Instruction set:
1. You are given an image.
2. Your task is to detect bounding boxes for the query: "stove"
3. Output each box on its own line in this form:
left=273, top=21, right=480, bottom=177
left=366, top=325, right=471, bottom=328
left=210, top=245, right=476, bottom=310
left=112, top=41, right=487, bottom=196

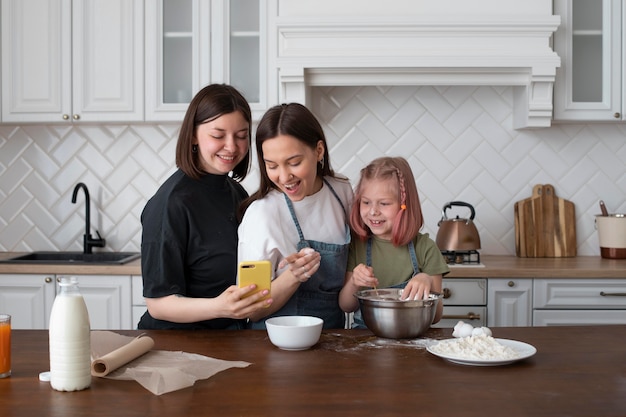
left=441, top=250, right=481, bottom=266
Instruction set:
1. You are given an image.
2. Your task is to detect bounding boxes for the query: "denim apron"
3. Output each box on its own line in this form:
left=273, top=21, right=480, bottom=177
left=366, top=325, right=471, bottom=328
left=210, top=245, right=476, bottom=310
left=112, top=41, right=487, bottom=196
left=251, top=179, right=350, bottom=329
left=352, top=237, right=420, bottom=329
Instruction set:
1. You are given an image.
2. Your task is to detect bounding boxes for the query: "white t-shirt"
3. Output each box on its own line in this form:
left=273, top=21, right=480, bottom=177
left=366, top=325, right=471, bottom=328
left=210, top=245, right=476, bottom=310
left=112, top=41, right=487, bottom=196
left=238, top=176, right=353, bottom=279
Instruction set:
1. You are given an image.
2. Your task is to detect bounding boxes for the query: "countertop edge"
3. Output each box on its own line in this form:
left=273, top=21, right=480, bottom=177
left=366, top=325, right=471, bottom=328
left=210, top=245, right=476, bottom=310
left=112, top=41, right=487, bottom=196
left=0, top=253, right=624, bottom=278
left=444, top=255, right=626, bottom=278
left=0, top=252, right=142, bottom=275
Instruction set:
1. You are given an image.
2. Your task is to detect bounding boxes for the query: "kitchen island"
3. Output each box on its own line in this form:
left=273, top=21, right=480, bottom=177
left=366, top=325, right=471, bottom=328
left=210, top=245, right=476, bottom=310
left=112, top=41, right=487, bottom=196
left=3, top=326, right=625, bottom=416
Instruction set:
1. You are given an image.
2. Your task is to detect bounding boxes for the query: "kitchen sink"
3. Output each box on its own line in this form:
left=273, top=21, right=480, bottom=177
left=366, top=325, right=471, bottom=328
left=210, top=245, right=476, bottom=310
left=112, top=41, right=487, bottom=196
left=0, top=251, right=140, bottom=265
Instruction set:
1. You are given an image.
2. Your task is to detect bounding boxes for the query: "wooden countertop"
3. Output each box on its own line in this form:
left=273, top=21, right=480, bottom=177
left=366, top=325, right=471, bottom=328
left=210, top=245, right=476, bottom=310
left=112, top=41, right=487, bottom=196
left=0, top=252, right=142, bottom=275
left=4, top=326, right=626, bottom=417
left=446, top=255, right=626, bottom=278
left=0, top=252, right=624, bottom=278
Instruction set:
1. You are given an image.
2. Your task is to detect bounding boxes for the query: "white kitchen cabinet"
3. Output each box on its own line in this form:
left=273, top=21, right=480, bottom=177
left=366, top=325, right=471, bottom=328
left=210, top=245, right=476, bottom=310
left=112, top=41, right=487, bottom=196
left=131, top=275, right=146, bottom=329
left=145, top=0, right=267, bottom=121
left=0, top=274, right=56, bottom=329
left=533, top=310, right=626, bottom=325
left=0, top=274, right=133, bottom=330
left=487, top=279, right=533, bottom=327
left=1, top=0, right=144, bottom=123
left=72, top=275, right=133, bottom=330
left=553, top=0, right=624, bottom=121
left=432, top=278, right=487, bottom=328
left=533, top=278, right=626, bottom=326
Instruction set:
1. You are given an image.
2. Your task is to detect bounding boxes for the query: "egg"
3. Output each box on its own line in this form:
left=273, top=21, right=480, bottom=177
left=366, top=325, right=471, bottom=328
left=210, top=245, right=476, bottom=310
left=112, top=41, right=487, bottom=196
left=453, top=321, right=492, bottom=338
left=458, top=323, right=474, bottom=338
left=471, top=327, right=485, bottom=336
left=452, top=321, right=474, bottom=338
left=472, top=327, right=487, bottom=336
left=470, top=326, right=493, bottom=337
left=452, top=320, right=465, bottom=338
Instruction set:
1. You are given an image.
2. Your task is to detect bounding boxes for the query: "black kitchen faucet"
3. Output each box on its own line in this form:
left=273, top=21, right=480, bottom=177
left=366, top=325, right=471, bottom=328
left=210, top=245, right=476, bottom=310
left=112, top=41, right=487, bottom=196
left=71, top=182, right=106, bottom=254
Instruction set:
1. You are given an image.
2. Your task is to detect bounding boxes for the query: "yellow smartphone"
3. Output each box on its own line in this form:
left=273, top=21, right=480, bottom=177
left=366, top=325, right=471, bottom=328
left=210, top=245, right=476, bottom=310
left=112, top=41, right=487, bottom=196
left=238, top=260, right=271, bottom=301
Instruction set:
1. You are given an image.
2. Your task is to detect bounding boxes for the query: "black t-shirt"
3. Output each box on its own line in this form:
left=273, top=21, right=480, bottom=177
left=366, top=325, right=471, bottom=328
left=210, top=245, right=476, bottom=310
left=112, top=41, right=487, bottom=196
left=138, top=169, right=248, bottom=329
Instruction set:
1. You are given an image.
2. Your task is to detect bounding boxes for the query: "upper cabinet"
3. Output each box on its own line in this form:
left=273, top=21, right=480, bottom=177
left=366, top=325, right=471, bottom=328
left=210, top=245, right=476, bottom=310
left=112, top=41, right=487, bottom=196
left=145, top=0, right=267, bottom=122
left=1, top=0, right=144, bottom=123
left=553, top=0, right=624, bottom=121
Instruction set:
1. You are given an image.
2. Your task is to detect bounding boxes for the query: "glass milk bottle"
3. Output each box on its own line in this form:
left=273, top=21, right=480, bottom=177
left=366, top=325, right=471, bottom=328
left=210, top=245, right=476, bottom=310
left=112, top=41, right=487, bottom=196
left=49, top=276, right=91, bottom=391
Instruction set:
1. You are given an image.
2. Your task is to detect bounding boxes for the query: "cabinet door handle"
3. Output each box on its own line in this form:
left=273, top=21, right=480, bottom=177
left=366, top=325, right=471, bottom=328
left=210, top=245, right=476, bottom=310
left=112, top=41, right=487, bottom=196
left=442, top=313, right=481, bottom=320
left=600, top=291, right=626, bottom=297
left=45, top=276, right=53, bottom=283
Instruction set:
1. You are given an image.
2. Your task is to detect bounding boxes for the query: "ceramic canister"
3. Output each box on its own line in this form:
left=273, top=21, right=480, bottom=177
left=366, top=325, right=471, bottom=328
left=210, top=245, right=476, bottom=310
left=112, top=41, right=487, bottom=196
left=595, top=214, right=626, bottom=259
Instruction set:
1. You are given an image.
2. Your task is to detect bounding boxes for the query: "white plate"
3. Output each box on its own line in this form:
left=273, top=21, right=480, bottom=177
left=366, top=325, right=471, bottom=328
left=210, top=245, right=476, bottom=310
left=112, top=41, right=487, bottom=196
left=427, top=338, right=537, bottom=366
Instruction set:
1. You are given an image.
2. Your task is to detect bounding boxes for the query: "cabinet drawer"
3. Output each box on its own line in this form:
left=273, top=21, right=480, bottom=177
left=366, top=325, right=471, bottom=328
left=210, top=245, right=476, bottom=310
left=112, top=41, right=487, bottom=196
left=533, top=279, right=626, bottom=309
left=534, top=309, right=626, bottom=326
left=442, top=278, right=486, bottom=305
left=433, top=306, right=486, bottom=328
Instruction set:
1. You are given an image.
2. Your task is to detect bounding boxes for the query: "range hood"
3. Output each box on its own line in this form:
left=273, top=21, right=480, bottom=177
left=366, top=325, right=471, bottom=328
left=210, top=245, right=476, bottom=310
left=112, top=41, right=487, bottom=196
left=273, top=2, right=561, bottom=129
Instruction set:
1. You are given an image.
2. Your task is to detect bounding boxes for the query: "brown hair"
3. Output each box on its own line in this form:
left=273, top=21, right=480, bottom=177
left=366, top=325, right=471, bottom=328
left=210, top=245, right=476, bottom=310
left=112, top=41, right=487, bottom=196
left=350, top=156, right=424, bottom=246
left=240, top=103, right=338, bottom=215
left=175, top=84, right=252, bottom=181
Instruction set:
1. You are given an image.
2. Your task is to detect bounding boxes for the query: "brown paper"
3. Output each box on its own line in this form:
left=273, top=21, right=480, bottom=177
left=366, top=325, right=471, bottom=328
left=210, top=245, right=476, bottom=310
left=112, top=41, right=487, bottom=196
left=90, top=331, right=251, bottom=395
left=91, top=334, right=154, bottom=377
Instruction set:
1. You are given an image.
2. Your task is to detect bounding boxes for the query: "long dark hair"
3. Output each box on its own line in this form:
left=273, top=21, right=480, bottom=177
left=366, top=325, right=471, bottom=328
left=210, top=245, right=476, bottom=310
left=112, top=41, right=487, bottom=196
left=176, top=84, right=252, bottom=181
left=239, top=103, right=336, bottom=216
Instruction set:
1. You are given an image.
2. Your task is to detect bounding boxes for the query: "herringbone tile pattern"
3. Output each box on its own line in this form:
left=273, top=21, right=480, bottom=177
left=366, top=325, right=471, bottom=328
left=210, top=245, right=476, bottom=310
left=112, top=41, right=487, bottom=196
left=1, top=86, right=625, bottom=256
left=313, top=86, right=626, bottom=257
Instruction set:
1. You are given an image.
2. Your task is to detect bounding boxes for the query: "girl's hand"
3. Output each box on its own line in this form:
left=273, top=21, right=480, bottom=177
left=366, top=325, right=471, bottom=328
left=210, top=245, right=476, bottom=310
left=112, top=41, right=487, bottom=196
left=278, top=247, right=321, bottom=283
left=401, top=273, right=434, bottom=301
left=351, top=264, right=378, bottom=288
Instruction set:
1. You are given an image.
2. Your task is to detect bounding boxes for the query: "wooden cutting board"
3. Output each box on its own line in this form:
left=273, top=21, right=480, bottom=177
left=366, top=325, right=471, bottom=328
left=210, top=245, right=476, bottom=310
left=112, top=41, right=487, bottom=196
left=514, top=184, right=577, bottom=257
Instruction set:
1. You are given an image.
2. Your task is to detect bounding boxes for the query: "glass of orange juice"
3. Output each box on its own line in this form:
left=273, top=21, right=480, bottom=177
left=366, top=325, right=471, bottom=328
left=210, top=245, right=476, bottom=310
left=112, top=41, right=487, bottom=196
left=0, top=314, right=10, bottom=378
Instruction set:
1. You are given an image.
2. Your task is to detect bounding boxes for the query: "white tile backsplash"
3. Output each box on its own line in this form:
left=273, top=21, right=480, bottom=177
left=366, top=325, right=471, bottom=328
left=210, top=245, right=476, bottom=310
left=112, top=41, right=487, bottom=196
left=1, top=85, right=625, bottom=256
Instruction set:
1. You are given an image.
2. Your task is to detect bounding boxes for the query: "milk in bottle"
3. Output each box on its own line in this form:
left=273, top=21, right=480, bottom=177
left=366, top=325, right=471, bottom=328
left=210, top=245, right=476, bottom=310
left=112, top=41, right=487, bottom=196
left=48, top=276, right=91, bottom=391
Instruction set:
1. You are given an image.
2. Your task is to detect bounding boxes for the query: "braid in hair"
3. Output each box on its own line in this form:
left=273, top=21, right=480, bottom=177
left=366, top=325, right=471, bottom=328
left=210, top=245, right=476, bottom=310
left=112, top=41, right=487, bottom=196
left=396, top=168, right=407, bottom=210
left=390, top=166, right=407, bottom=245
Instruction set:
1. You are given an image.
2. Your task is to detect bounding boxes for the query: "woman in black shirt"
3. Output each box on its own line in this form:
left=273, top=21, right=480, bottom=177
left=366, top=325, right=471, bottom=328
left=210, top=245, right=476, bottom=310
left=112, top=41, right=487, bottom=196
left=138, top=84, right=273, bottom=329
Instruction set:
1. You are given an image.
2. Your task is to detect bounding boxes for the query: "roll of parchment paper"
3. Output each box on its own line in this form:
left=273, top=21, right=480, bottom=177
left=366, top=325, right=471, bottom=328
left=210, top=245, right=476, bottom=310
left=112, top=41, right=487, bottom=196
left=91, top=335, right=154, bottom=377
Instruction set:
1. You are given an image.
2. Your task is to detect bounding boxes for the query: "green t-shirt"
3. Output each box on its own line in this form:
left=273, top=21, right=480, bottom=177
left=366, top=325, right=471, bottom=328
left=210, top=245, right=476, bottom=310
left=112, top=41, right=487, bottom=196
left=347, top=233, right=450, bottom=288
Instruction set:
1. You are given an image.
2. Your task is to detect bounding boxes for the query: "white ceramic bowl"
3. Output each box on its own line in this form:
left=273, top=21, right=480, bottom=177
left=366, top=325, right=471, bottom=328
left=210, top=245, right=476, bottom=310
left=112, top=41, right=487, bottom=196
left=265, top=316, right=324, bottom=351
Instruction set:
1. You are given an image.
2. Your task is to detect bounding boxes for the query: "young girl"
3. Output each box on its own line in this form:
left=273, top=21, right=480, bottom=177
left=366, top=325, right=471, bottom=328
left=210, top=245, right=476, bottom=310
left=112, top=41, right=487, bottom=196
left=238, top=103, right=353, bottom=329
left=339, top=156, right=449, bottom=326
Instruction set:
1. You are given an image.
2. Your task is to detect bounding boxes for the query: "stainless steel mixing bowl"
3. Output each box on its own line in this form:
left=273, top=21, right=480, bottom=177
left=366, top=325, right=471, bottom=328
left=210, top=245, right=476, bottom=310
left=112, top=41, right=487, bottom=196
left=355, top=288, right=442, bottom=339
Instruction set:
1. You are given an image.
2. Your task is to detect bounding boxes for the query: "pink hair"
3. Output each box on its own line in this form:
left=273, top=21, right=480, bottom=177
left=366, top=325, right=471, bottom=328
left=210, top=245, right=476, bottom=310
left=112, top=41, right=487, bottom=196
left=350, top=157, right=424, bottom=246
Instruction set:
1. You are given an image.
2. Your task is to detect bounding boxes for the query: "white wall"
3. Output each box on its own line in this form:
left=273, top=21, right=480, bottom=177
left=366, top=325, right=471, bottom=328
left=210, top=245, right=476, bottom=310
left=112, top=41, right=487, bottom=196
left=0, top=85, right=625, bottom=256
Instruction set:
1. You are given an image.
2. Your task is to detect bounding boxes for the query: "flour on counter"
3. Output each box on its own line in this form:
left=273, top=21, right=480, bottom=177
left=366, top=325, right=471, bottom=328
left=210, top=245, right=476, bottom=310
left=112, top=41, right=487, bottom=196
left=430, top=335, right=520, bottom=360
left=320, top=333, right=438, bottom=352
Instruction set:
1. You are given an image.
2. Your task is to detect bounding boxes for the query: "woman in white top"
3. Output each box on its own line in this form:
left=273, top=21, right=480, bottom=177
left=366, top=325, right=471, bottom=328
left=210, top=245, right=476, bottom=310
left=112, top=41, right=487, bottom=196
left=238, top=103, right=353, bottom=329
